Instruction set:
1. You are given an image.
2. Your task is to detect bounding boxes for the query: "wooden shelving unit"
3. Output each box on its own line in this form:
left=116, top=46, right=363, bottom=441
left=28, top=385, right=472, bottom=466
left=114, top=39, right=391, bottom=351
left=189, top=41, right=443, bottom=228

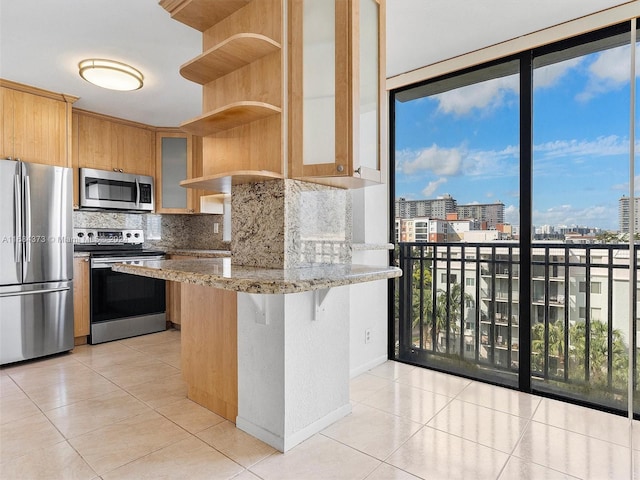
left=159, top=0, right=251, bottom=32
left=180, top=33, right=281, bottom=84
left=180, top=101, right=281, bottom=137
left=180, top=170, right=284, bottom=193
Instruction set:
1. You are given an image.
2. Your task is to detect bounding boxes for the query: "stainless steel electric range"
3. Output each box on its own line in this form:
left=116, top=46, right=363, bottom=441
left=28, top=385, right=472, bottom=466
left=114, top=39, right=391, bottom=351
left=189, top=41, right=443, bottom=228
left=74, top=228, right=166, bottom=344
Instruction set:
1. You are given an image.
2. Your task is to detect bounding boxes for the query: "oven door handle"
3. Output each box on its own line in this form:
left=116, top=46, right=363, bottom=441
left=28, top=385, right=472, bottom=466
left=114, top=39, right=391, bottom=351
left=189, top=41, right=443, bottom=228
left=91, top=256, right=165, bottom=268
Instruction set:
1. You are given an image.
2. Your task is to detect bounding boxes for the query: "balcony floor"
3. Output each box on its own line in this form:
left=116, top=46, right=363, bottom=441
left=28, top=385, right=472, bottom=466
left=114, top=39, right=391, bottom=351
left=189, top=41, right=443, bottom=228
left=1, top=329, right=638, bottom=479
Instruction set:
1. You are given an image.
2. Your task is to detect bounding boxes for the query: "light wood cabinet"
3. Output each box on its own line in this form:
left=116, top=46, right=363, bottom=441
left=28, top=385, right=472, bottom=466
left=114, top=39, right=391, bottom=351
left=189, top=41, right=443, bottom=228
left=161, top=0, right=284, bottom=193
left=289, top=0, right=386, bottom=188
left=156, top=130, right=214, bottom=213
left=0, top=79, right=77, bottom=167
left=73, top=109, right=155, bottom=176
left=73, top=256, right=90, bottom=343
left=165, top=254, right=193, bottom=326
left=161, top=0, right=385, bottom=192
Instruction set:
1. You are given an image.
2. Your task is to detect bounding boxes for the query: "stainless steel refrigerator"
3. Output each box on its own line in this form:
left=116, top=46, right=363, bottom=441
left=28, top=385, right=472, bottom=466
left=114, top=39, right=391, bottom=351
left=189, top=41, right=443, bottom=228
left=0, top=159, right=74, bottom=365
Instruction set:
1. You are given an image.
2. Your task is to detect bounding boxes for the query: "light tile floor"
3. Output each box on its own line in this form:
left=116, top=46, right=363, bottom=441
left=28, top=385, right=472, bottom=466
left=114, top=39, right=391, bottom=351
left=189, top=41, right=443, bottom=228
left=0, top=328, right=638, bottom=480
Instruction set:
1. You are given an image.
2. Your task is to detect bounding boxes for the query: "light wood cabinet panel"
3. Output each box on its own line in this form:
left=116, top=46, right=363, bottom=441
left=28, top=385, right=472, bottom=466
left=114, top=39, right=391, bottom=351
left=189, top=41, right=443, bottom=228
left=289, top=0, right=385, bottom=188
left=181, top=283, right=238, bottom=421
left=156, top=131, right=213, bottom=213
left=165, top=254, right=193, bottom=325
left=163, top=0, right=384, bottom=192
left=73, top=256, right=90, bottom=342
left=74, top=111, right=114, bottom=171
left=115, top=122, right=155, bottom=177
left=0, top=80, right=77, bottom=168
left=164, top=0, right=284, bottom=191
left=74, top=109, right=155, bottom=176
left=159, top=0, right=251, bottom=32
left=0, top=87, right=14, bottom=159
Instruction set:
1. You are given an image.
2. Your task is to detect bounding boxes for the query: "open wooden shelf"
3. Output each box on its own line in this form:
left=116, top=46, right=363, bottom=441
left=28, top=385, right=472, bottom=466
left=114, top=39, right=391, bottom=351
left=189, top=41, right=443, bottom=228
left=180, top=101, right=281, bottom=136
left=180, top=170, right=284, bottom=193
left=181, top=33, right=281, bottom=85
left=159, top=0, right=252, bottom=32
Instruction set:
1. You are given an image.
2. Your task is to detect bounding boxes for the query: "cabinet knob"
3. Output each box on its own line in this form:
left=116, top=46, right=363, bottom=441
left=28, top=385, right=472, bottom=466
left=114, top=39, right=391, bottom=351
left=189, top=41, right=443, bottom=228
left=119, top=169, right=123, bottom=173
left=336, top=165, right=344, bottom=173
left=113, top=168, right=118, bottom=172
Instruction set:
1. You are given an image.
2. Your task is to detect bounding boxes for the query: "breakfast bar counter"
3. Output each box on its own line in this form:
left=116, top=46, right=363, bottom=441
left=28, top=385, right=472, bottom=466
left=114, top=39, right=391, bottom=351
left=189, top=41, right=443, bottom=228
left=112, top=258, right=401, bottom=452
left=112, top=257, right=401, bottom=294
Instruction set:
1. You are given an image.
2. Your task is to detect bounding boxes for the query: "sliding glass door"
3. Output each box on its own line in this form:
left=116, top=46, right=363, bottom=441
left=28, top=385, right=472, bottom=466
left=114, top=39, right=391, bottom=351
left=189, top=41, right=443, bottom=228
left=391, top=19, right=639, bottom=415
left=531, top=26, right=635, bottom=412
left=394, top=59, right=521, bottom=387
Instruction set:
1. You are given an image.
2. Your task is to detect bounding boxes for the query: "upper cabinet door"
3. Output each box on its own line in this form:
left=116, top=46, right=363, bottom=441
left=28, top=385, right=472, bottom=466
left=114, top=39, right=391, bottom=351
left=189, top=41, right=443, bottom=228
left=1, top=83, right=76, bottom=168
left=289, top=0, right=385, bottom=188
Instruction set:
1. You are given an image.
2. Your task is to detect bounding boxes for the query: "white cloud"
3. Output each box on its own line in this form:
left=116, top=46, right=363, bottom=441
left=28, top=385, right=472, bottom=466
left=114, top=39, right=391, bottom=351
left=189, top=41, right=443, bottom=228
left=421, top=178, right=448, bottom=197
left=504, top=204, right=519, bottom=225
left=611, top=175, right=640, bottom=193
left=534, top=135, right=632, bottom=159
left=397, top=144, right=463, bottom=175
left=534, top=57, right=582, bottom=89
left=577, top=45, right=640, bottom=102
left=434, top=75, right=519, bottom=116
left=532, top=203, right=615, bottom=229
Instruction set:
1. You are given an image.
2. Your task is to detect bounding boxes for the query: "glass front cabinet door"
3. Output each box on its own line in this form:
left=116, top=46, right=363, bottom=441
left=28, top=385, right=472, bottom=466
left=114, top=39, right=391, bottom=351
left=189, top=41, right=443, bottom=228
left=289, top=0, right=386, bottom=188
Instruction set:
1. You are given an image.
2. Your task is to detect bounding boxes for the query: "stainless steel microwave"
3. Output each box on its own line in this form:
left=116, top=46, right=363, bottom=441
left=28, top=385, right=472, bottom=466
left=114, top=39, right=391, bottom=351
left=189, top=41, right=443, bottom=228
left=79, top=168, right=154, bottom=212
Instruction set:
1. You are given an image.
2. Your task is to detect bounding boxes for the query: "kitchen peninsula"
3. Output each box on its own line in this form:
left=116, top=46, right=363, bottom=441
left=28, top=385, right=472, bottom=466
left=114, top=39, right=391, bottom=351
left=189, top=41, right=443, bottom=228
left=128, top=0, right=396, bottom=453
left=113, top=253, right=401, bottom=452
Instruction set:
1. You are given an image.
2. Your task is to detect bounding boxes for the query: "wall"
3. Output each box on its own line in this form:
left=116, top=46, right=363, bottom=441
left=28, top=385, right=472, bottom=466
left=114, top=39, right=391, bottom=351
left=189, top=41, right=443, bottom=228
left=349, top=183, right=391, bottom=377
left=72, top=211, right=228, bottom=250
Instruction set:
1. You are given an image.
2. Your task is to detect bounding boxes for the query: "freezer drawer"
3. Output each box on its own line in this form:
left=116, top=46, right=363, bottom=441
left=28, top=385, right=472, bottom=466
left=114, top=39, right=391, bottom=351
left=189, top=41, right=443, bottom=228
left=0, top=281, right=74, bottom=365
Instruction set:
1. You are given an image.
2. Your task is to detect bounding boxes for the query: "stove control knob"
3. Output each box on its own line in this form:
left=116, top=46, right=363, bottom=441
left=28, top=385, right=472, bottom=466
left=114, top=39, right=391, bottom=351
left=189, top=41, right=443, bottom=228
left=126, top=233, right=132, bottom=238
left=77, top=232, right=84, bottom=238
left=87, top=232, right=94, bottom=238
left=134, top=233, right=140, bottom=238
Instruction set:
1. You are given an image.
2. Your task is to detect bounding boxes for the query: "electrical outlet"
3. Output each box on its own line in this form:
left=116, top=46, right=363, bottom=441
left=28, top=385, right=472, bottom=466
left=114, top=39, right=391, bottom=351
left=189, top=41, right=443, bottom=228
left=365, top=328, right=371, bottom=344
left=214, top=222, right=219, bottom=234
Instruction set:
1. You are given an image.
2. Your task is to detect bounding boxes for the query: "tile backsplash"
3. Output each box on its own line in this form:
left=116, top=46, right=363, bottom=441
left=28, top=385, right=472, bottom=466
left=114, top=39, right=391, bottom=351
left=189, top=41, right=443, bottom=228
left=72, top=211, right=228, bottom=250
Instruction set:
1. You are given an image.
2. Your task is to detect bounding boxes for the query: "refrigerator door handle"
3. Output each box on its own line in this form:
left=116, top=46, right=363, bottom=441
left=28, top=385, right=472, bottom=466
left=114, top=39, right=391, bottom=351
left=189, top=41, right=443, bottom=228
left=0, top=286, right=70, bottom=298
left=24, top=174, right=32, bottom=262
left=14, top=174, right=21, bottom=263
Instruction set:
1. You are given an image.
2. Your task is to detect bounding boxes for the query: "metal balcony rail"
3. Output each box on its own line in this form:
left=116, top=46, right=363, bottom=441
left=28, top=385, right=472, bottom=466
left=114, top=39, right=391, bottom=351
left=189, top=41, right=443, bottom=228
left=395, top=241, right=638, bottom=404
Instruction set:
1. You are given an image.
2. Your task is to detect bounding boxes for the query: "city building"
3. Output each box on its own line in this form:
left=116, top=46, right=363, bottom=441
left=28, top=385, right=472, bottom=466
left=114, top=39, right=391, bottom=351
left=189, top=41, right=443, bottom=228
left=395, top=196, right=505, bottom=228
left=619, top=195, right=640, bottom=234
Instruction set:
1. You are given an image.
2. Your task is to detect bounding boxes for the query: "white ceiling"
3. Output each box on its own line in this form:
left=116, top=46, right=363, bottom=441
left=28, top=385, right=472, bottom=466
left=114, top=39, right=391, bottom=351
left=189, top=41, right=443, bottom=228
left=0, top=0, right=632, bottom=127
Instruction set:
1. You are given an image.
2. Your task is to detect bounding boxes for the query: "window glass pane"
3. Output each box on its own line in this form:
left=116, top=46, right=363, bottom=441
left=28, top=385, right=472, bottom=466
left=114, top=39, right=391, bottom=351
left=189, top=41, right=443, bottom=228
left=394, top=60, right=520, bottom=387
left=532, top=29, right=632, bottom=410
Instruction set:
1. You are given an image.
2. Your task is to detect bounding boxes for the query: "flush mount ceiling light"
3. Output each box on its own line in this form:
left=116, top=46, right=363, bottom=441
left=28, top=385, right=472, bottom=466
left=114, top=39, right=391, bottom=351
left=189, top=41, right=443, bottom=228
left=78, top=59, right=144, bottom=91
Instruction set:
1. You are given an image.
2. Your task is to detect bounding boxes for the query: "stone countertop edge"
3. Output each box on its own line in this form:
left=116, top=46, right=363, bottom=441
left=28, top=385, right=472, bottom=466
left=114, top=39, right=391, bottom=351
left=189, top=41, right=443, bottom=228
left=165, top=249, right=231, bottom=258
left=112, top=258, right=402, bottom=295
left=351, top=243, right=394, bottom=251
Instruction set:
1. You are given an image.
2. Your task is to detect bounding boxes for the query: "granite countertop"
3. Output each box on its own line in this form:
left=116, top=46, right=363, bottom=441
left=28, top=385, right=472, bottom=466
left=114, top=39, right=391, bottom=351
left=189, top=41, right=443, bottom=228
left=112, top=258, right=402, bottom=294
left=166, top=249, right=231, bottom=258
left=351, top=243, right=394, bottom=251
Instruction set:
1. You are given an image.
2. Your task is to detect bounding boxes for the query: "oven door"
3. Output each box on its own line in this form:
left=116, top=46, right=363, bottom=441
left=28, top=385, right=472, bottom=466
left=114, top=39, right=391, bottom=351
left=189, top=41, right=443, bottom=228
left=90, top=256, right=166, bottom=343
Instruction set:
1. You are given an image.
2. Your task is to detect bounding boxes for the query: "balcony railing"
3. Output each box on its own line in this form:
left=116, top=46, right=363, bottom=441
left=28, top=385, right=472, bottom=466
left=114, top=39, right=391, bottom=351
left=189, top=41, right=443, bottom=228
left=395, top=241, right=639, bottom=412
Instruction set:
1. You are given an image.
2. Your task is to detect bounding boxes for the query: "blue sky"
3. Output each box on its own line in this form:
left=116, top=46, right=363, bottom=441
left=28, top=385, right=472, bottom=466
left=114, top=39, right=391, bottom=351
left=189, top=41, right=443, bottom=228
left=395, top=43, right=640, bottom=231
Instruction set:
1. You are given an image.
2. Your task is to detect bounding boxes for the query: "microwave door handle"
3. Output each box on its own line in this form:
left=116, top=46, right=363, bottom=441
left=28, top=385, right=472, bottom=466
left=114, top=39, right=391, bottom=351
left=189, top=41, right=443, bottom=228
left=14, top=174, right=21, bottom=263
left=24, top=174, right=31, bottom=262
left=135, top=178, right=140, bottom=207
